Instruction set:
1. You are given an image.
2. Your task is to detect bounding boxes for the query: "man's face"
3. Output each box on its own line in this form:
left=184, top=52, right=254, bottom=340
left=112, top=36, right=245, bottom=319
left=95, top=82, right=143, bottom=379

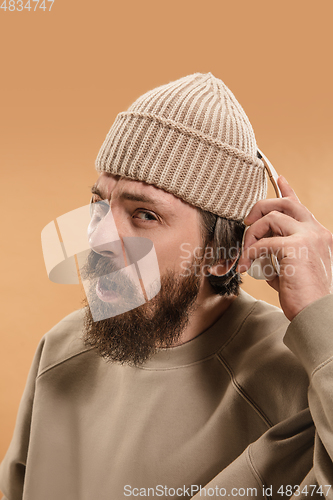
left=88, top=173, right=204, bottom=276
left=82, top=173, right=207, bottom=366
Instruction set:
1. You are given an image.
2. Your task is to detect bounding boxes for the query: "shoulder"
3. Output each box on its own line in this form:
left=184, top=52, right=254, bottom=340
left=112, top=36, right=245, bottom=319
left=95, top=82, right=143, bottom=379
left=240, top=291, right=289, bottom=334
left=36, top=308, right=94, bottom=377
left=219, top=291, right=309, bottom=425
left=222, top=290, right=290, bottom=349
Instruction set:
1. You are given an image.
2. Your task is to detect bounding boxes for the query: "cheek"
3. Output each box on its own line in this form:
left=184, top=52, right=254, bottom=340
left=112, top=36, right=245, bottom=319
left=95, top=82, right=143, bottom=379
left=154, top=233, right=204, bottom=273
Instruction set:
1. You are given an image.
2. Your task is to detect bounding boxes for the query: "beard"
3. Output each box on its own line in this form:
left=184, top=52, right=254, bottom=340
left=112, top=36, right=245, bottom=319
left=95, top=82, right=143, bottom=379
left=81, top=250, right=202, bottom=366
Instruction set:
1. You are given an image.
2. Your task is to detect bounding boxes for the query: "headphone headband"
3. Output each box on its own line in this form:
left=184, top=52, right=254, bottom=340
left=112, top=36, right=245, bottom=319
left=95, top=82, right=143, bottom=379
left=257, top=148, right=281, bottom=198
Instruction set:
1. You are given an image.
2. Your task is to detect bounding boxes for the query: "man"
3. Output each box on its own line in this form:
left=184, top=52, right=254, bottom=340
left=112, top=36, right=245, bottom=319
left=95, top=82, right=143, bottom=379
left=1, top=73, right=333, bottom=499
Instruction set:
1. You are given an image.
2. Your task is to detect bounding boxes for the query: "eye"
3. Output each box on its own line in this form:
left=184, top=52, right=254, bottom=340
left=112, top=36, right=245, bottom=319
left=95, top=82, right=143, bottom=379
left=133, top=210, right=158, bottom=222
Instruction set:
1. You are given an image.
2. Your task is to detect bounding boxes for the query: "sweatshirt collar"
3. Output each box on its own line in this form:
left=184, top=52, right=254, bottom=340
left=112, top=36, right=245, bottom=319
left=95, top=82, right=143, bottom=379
left=138, top=290, right=258, bottom=370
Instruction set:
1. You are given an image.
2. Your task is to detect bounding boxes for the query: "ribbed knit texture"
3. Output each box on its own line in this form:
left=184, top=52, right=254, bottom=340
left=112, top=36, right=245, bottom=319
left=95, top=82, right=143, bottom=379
left=95, top=73, right=267, bottom=220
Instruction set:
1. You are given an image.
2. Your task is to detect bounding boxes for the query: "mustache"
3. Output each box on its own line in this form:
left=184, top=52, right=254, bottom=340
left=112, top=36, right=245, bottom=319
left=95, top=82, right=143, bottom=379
left=80, top=250, right=143, bottom=315
left=80, top=251, right=122, bottom=281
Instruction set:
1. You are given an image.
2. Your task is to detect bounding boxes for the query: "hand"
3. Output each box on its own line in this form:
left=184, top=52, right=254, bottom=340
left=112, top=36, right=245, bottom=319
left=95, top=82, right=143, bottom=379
left=237, top=176, right=333, bottom=321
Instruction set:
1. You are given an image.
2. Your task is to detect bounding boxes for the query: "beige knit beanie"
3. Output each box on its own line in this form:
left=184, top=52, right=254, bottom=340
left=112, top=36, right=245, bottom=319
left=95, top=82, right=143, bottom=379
left=95, top=73, right=267, bottom=221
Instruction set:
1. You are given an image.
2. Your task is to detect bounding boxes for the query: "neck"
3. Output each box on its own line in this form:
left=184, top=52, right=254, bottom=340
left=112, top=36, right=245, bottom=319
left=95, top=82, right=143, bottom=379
left=172, top=280, right=237, bottom=346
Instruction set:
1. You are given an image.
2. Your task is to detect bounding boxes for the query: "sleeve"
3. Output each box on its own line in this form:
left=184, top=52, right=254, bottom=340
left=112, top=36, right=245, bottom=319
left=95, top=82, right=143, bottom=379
left=284, top=294, right=333, bottom=498
left=0, top=338, right=45, bottom=500
left=191, top=295, right=333, bottom=500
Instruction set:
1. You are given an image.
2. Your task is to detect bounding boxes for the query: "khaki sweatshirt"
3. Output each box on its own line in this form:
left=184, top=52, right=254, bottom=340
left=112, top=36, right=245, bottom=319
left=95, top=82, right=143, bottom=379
left=1, top=290, right=333, bottom=499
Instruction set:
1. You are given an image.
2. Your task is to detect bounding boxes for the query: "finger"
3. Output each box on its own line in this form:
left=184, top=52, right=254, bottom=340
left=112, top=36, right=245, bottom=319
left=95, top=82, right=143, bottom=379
left=278, top=176, right=301, bottom=202
left=243, top=212, right=300, bottom=250
left=244, top=197, right=312, bottom=226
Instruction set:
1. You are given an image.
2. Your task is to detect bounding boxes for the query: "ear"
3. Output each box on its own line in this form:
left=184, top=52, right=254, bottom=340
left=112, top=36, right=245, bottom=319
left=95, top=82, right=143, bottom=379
left=207, top=258, right=239, bottom=277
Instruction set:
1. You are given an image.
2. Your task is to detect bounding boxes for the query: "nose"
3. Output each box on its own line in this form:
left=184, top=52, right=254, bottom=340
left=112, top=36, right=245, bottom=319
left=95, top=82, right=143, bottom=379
left=88, top=202, right=125, bottom=266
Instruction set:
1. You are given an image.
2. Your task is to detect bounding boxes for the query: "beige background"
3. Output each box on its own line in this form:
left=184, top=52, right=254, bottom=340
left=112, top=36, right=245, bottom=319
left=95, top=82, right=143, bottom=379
left=0, top=0, right=332, bottom=468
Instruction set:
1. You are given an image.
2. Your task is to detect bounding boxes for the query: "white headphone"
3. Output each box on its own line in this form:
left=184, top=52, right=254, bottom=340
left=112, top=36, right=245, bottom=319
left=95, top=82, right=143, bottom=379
left=246, top=149, right=281, bottom=280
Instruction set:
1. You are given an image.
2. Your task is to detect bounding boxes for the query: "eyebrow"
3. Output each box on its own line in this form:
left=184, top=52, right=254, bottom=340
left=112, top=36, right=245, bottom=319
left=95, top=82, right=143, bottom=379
left=90, top=185, right=168, bottom=210
left=91, top=185, right=104, bottom=198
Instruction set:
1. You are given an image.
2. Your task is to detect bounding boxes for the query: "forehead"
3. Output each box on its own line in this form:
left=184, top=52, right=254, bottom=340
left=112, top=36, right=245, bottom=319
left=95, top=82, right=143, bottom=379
left=94, top=172, right=194, bottom=214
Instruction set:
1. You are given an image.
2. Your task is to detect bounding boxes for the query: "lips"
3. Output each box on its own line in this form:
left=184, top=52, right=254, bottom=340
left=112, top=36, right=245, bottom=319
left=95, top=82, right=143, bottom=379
left=96, top=275, right=119, bottom=302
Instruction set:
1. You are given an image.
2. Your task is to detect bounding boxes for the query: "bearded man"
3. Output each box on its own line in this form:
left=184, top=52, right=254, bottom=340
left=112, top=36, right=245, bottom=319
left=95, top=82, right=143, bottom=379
left=1, top=73, right=333, bottom=500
